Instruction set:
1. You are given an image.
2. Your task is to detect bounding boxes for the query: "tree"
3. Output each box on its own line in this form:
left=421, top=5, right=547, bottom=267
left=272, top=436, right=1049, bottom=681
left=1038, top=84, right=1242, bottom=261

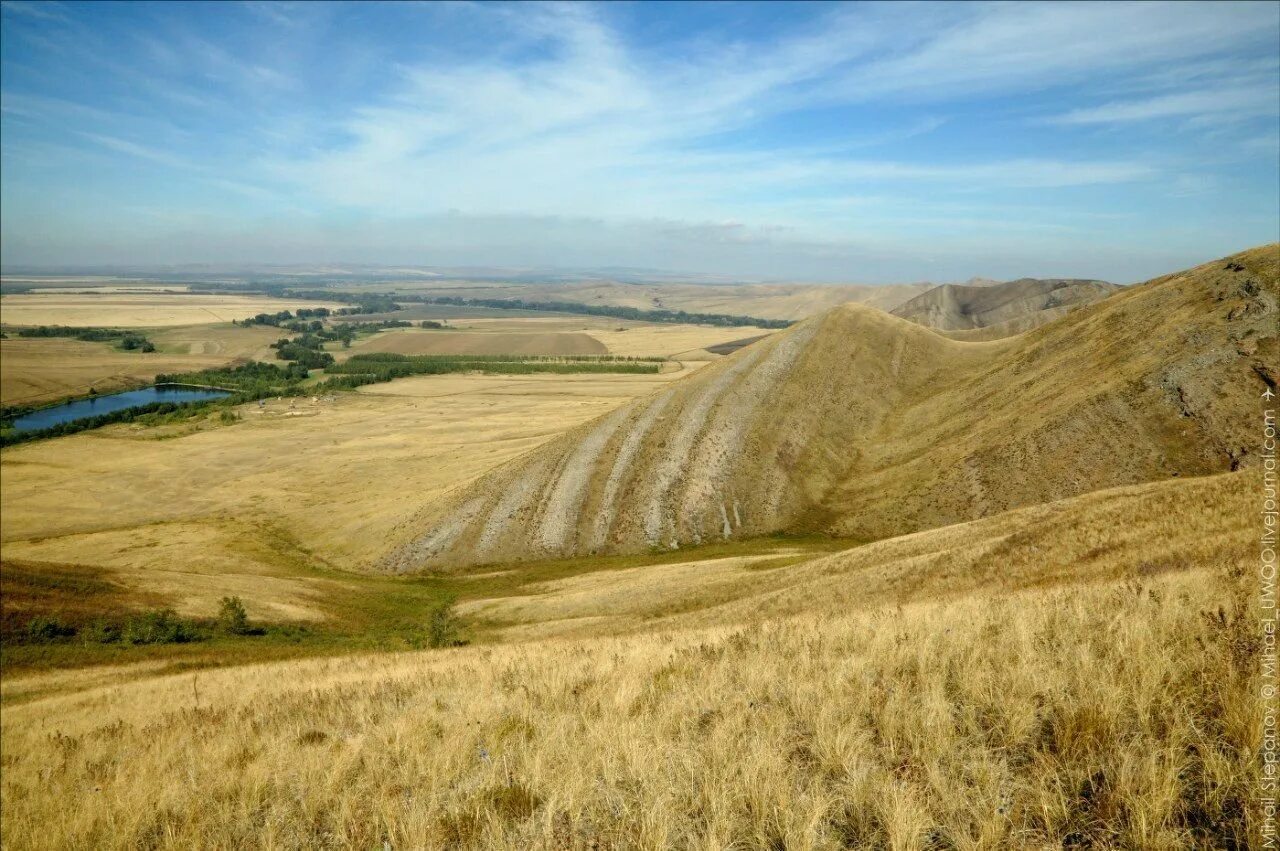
left=217, top=596, right=250, bottom=635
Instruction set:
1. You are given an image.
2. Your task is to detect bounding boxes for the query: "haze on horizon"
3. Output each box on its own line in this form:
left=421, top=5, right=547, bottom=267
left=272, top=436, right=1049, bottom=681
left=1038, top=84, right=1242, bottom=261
left=1, top=0, right=1277, bottom=284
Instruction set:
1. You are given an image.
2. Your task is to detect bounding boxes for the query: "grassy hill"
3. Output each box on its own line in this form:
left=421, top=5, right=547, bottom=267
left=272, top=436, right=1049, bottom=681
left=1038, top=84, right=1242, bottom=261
left=388, top=244, right=1277, bottom=572
left=0, top=469, right=1259, bottom=848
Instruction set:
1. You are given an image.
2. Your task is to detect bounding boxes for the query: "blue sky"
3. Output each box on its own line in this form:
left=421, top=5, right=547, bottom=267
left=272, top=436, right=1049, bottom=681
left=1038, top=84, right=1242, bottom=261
left=1, top=0, right=1277, bottom=282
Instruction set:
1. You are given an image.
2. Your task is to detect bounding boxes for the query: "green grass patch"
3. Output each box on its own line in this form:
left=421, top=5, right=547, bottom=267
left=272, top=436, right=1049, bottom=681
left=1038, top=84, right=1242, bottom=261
left=0, top=533, right=859, bottom=682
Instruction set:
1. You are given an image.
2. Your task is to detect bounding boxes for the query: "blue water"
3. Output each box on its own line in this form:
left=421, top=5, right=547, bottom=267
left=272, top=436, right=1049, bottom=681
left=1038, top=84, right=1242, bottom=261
left=9, top=386, right=231, bottom=433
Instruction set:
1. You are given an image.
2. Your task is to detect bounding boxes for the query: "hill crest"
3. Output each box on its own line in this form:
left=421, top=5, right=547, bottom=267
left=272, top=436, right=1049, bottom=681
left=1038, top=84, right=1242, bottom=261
left=385, top=244, right=1277, bottom=572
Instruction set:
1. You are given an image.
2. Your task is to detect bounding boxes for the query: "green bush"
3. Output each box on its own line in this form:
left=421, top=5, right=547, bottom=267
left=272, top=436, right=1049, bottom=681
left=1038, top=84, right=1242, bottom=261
left=217, top=597, right=251, bottom=635
left=82, top=620, right=122, bottom=644
left=122, top=610, right=201, bottom=645
left=427, top=601, right=466, bottom=648
left=24, top=616, right=75, bottom=643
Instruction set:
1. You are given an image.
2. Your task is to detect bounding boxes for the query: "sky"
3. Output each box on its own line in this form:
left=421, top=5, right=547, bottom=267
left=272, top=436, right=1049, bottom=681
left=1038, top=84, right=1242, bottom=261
left=1, top=0, right=1277, bottom=283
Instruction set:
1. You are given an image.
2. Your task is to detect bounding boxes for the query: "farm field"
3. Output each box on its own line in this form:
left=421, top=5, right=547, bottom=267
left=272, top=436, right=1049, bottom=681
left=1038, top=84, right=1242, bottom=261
left=345, top=328, right=608, bottom=357
left=342, top=322, right=774, bottom=360
left=0, top=325, right=281, bottom=406
left=0, top=292, right=344, bottom=327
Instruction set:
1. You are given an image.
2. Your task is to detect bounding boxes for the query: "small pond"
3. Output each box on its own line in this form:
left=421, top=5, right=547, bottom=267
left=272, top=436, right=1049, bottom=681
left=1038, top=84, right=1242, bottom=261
left=8, top=386, right=231, bottom=433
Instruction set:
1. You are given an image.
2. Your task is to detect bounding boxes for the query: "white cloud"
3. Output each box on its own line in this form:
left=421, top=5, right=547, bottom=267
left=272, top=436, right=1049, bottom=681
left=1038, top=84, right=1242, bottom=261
left=1050, top=87, right=1280, bottom=125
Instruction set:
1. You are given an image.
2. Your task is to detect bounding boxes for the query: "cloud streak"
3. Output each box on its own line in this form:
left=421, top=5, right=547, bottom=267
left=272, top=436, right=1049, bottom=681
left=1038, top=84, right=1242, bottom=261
left=0, top=0, right=1276, bottom=280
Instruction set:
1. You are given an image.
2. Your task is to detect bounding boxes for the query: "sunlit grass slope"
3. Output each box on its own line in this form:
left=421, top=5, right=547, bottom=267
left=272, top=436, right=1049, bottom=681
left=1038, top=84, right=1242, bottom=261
left=0, top=469, right=1259, bottom=849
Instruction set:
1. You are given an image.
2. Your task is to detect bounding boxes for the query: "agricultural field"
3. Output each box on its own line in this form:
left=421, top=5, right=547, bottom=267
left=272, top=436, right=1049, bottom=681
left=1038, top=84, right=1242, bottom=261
left=0, top=325, right=281, bottom=406
left=344, top=328, right=609, bottom=357
left=0, top=292, right=344, bottom=327
left=343, top=316, right=777, bottom=360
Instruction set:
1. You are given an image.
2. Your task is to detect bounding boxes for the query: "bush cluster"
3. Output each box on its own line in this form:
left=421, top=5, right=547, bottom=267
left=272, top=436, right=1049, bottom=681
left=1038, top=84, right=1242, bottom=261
left=11, top=596, right=258, bottom=647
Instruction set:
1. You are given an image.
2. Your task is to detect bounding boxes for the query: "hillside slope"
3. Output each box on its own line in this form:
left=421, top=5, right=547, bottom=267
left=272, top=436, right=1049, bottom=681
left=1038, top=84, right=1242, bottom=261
left=387, top=245, right=1277, bottom=571
left=889, top=276, right=1118, bottom=335
left=2, top=471, right=1257, bottom=849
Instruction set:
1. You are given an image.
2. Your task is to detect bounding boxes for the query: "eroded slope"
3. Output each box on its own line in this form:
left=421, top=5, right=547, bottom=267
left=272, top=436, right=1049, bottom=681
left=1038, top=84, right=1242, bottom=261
left=388, top=245, right=1277, bottom=571
left=890, top=276, right=1118, bottom=335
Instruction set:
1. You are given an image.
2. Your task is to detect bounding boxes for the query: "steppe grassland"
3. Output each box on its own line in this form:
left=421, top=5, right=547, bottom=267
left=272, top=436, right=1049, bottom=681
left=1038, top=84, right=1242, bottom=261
left=0, top=366, right=711, bottom=623
left=455, top=470, right=1250, bottom=641
left=443, top=316, right=777, bottom=358
left=0, top=325, right=282, bottom=405
left=0, top=470, right=1258, bottom=849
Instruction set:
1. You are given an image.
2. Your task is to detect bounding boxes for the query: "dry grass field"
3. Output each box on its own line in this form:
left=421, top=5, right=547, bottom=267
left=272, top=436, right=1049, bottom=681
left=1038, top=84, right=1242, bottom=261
left=0, top=366, right=710, bottom=622
left=346, top=329, right=608, bottom=357
left=0, top=325, right=281, bottom=405
left=389, top=280, right=933, bottom=321
left=401, top=316, right=777, bottom=359
left=0, top=293, right=343, bottom=327
left=0, top=469, right=1259, bottom=849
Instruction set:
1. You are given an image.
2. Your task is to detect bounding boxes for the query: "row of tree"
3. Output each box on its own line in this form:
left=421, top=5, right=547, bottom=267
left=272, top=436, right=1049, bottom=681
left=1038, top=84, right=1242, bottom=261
left=15, top=326, right=156, bottom=351
left=396, top=294, right=792, bottom=329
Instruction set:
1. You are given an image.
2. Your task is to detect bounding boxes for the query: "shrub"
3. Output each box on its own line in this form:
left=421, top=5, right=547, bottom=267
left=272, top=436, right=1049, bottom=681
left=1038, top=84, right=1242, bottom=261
left=427, top=601, right=467, bottom=648
left=24, top=616, right=75, bottom=643
left=82, top=620, right=122, bottom=644
left=122, top=610, right=201, bottom=645
left=217, top=597, right=251, bottom=635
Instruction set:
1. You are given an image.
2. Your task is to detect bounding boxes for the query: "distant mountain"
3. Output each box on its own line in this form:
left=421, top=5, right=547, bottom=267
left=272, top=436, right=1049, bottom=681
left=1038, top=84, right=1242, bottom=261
left=889, top=277, right=1119, bottom=337
left=384, top=244, right=1277, bottom=572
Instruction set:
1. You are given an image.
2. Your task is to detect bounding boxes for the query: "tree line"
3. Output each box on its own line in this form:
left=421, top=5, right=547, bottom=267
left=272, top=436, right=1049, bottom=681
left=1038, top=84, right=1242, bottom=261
left=14, top=326, right=156, bottom=351
left=394, top=294, right=792, bottom=329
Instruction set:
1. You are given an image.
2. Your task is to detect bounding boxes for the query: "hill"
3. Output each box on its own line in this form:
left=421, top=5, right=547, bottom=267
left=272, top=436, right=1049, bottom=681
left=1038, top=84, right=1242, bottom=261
left=387, top=244, right=1277, bottom=571
left=2, top=470, right=1257, bottom=848
left=889, top=276, right=1119, bottom=336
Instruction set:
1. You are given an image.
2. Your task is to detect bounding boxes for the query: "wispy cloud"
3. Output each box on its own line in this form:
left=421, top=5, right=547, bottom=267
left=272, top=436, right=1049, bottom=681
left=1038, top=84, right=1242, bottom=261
left=1, top=0, right=1276, bottom=280
left=1048, top=87, right=1280, bottom=126
left=0, top=0, right=69, bottom=23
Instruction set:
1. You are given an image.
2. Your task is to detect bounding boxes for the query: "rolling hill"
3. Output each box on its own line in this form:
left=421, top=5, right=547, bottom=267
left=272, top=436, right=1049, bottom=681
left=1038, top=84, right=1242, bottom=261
left=386, top=244, right=1277, bottom=572
left=889, top=276, right=1119, bottom=337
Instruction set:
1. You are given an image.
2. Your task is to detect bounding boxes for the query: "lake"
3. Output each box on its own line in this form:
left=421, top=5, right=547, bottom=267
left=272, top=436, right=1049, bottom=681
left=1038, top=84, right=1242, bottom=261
left=8, top=386, right=232, bottom=433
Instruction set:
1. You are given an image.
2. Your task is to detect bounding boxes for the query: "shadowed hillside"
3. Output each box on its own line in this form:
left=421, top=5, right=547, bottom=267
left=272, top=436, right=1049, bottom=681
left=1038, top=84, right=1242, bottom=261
left=890, top=276, right=1119, bottom=337
left=386, top=245, right=1277, bottom=571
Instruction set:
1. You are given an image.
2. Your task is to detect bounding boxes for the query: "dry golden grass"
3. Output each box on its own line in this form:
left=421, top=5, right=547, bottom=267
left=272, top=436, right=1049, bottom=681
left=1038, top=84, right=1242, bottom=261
left=437, top=318, right=777, bottom=359
left=403, top=280, right=931, bottom=320
left=346, top=329, right=608, bottom=357
left=0, top=367, right=707, bottom=619
left=0, top=293, right=343, bottom=327
left=0, top=255, right=1270, bottom=849
left=0, top=325, right=281, bottom=405
left=459, top=470, right=1252, bottom=642
left=0, top=470, right=1259, bottom=849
